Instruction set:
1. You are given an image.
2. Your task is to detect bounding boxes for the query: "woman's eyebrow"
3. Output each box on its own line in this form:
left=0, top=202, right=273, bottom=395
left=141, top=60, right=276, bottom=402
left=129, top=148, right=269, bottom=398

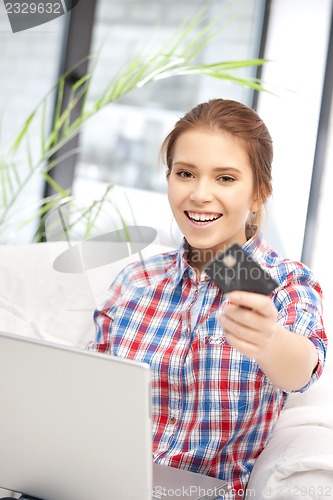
left=173, top=162, right=242, bottom=174
left=173, top=161, right=196, bottom=168
left=212, top=166, right=243, bottom=174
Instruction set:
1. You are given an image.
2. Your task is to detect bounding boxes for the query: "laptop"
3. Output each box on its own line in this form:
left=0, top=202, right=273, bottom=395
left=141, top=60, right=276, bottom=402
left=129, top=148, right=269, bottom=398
left=0, top=331, right=228, bottom=500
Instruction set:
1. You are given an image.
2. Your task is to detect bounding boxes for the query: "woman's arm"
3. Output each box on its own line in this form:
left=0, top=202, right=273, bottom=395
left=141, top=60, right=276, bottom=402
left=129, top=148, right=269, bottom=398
left=218, top=291, right=319, bottom=392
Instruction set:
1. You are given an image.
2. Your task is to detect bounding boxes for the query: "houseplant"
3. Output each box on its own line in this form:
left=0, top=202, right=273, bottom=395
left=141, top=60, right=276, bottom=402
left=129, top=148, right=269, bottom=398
left=0, top=10, right=268, bottom=244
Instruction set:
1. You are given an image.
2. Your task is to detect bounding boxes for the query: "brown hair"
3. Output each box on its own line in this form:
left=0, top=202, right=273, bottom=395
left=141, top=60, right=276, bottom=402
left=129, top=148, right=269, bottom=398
left=160, top=98, right=273, bottom=233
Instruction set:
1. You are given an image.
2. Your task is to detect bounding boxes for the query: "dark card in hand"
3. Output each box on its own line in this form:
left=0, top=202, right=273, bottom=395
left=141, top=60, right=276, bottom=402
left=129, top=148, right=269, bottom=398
left=204, top=243, right=278, bottom=295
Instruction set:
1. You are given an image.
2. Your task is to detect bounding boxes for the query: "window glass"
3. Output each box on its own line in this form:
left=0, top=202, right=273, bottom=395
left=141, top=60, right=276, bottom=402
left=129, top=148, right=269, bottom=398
left=73, top=0, right=265, bottom=196
left=0, top=10, right=66, bottom=242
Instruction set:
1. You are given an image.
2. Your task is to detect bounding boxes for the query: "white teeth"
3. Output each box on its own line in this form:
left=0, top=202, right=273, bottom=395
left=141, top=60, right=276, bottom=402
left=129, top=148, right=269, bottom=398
left=187, top=211, right=221, bottom=222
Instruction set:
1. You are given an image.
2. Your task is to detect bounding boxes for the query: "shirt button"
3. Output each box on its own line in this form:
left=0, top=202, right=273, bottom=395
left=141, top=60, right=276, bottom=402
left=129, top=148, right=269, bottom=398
left=170, top=417, right=177, bottom=424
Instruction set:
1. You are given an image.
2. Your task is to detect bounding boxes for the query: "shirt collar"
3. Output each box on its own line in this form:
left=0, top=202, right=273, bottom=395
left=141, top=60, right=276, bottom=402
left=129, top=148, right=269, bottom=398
left=174, top=239, right=190, bottom=285
left=243, top=231, right=267, bottom=262
left=173, top=232, right=267, bottom=286
left=175, top=238, right=207, bottom=285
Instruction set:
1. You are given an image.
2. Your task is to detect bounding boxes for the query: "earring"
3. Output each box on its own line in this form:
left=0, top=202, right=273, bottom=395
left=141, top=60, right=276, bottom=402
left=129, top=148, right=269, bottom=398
left=245, top=211, right=257, bottom=239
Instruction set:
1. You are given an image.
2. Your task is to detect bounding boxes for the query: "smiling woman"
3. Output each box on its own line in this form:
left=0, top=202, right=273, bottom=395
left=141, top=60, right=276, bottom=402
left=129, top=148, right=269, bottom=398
left=87, top=98, right=327, bottom=498
left=167, top=130, right=256, bottom=273
left=163, top=99, right=272, bottom=273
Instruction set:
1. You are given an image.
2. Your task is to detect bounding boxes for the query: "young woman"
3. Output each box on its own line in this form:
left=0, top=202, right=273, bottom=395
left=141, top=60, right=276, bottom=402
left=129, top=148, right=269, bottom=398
left=87, top=99, right=327, bottom=498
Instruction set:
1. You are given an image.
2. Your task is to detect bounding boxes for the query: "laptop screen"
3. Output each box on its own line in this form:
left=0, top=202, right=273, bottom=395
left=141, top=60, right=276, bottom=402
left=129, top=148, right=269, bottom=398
left=0, top=331, right=152, bottom=500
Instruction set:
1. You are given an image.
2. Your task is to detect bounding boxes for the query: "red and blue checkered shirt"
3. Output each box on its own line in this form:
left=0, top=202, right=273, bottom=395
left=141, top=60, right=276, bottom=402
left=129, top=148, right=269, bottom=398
left=87, top=234, right=327, bottom=496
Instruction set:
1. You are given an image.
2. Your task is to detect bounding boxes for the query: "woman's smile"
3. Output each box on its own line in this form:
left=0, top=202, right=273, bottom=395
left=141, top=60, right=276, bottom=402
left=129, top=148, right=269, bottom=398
left=185, top=210, right=223, bottom=226
left=167, top=127, right=259, bottom=271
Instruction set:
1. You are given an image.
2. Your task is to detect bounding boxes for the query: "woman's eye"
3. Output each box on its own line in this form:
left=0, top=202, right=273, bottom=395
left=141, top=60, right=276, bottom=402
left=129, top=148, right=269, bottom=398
left=218, top=175, right=235, bottom=183
left=176, top=170, right=193, bottom=178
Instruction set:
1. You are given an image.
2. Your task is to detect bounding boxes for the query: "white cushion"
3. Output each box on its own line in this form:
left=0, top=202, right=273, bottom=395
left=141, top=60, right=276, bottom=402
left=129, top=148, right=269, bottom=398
left=0, top=241, right=173, bottom=348
left=247, top=424, right=333, bottom=498
left=248, top=344, right=333, bottom=497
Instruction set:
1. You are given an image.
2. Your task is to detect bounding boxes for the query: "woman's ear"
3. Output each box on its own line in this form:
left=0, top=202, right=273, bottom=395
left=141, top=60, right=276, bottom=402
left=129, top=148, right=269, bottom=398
left=250, top=187, right=268, bottom=212
left=250, top=198, right=261, bottom=213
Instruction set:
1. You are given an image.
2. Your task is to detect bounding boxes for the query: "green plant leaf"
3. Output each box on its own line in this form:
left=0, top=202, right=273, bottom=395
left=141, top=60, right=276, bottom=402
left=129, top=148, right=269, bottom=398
left=0, top=7, right=270, bottom=244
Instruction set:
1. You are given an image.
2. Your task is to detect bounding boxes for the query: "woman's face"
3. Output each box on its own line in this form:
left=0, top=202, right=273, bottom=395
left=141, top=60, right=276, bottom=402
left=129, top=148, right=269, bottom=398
left=167, top=128, right=259, bottom=268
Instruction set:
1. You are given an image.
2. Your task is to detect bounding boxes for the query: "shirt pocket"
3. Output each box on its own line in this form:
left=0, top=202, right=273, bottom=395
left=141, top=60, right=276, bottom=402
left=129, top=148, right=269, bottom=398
left=200, top=336, right=261, bottom=415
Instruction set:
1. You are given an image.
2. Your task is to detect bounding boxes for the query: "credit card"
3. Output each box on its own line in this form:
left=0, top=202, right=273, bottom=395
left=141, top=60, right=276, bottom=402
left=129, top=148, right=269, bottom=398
left=204, top=243, right=278, bottom=295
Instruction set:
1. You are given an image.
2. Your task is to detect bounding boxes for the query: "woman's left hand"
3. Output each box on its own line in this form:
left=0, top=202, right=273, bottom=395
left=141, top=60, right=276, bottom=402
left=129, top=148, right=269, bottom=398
left=217, top=290, right=278, bottom=361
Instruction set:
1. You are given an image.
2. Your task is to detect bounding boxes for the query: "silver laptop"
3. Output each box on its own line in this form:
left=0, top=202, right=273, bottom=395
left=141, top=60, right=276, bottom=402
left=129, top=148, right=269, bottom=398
left=0, top=331, right=228, bottom=500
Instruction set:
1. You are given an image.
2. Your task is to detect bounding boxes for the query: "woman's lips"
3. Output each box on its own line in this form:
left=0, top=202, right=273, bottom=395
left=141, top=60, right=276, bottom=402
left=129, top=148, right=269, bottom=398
left=185, top=211, right=223, bottom=225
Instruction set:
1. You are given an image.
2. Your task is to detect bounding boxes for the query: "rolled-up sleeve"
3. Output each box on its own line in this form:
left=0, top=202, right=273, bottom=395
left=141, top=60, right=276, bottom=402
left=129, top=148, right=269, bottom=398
left=273, top=265, right=327, bottom=393
left=86, top=266, right=129, bottom=354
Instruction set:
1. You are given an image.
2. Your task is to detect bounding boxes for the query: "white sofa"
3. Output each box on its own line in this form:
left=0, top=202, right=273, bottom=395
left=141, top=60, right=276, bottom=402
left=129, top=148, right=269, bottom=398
left=0, top=241, right=332, bottom=499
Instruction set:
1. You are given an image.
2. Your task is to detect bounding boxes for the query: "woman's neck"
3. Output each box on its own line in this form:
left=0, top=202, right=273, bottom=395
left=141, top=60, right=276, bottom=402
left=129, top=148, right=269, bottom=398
left=187, top=246, right=216, bottom=278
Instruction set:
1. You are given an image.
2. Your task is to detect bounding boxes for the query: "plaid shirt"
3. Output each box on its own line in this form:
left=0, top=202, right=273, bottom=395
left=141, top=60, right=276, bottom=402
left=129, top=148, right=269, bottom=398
left=87, top=234, right=327, bottom=497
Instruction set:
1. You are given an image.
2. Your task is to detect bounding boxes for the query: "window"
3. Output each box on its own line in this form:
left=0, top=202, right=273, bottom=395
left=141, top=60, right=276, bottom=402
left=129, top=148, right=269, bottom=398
left=69, top=0, right=266, bottom=245
left=73, top=0, right=265, bottom=195
left=0, top=12, right=66, bottom=242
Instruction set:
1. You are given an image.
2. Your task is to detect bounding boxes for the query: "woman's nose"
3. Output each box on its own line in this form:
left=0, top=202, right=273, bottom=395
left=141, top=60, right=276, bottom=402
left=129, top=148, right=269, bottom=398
left=189, top=181, right=214, bottom=203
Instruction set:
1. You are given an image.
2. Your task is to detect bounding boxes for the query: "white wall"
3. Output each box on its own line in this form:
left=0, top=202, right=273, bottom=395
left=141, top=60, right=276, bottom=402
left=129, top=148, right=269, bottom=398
left=257, top=0, right=332, bottom=261
left=311, top=91, right=333, bottom=338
